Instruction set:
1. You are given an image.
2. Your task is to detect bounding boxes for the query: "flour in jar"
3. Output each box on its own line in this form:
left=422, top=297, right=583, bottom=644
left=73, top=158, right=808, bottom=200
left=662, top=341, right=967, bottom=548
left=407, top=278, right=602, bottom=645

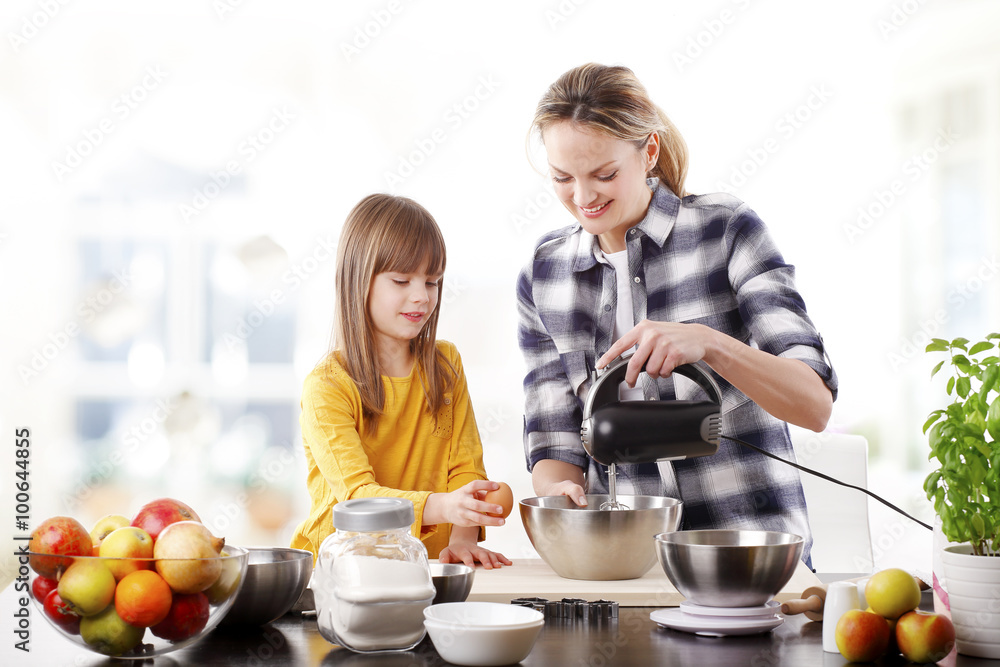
left=315, top=554, right=435, bottom=652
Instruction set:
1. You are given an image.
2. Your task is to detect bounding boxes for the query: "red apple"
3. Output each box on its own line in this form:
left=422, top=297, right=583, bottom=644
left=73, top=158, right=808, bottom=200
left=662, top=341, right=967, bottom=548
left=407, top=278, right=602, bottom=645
left=896, top=610, right=956, bottom=663
left=130, top=498, right=201, bottom=542
left=150, top=592, right=209, bottom=642
left=28, top=516, right=93, bottom=578
left=43, top=589, right=82, bottom=635
left=835, top=609, right=891, bottom=662
left=31, top=575, right=58, bottom=602
left=153, top=521, right=224, bottom=594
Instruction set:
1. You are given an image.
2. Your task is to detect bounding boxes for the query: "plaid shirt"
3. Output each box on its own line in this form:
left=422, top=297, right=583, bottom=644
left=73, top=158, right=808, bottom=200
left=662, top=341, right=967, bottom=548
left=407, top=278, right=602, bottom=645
left=516, top=179, right=838, bottom=564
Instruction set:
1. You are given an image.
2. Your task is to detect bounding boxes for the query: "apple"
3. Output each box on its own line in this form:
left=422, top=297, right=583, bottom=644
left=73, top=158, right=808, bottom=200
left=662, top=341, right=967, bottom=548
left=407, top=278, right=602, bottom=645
left=31, top=575, right=58, bottom=602
left=99, top=526, right=154, bottom=580
left=43, top=589, right=82, bottom=635
left=150, top=592, right=210, bottom=642
left=131, top=498, right=201, bottom=542
left=57, top=558, right=116, bottom=617
left=896, top=610, right=956, bottom=663
left=835, top=609, right=891, bottom=662
left=885, top=614, right=899, bottom=654
left=153, top=521, right=224, bottom=594
left=89, top=514, right=130, bottom=547
left=866, top=567, right=921, bottom=619
left=28, top=516, right=93, bottom=578
left=204, top=553, right=242, bottom=604
left=80, top=605, right=145, bottom=656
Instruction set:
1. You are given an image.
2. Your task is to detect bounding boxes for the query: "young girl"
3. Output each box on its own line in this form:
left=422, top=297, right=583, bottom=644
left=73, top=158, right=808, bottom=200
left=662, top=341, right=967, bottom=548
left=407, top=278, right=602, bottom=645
left=292, top=193, right=511, bottom=569
left=519, top=63, right=838, bottom=566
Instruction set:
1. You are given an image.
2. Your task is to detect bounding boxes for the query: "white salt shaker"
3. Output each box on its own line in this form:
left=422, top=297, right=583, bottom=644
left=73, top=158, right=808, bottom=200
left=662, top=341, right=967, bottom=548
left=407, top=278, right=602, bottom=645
left=822, top=581, right=860, bottom=653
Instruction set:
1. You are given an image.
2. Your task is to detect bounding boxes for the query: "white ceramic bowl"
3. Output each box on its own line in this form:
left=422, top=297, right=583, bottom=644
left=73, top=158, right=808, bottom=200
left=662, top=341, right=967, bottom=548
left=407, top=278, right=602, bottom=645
left=423, top=602, right=544, bottom=666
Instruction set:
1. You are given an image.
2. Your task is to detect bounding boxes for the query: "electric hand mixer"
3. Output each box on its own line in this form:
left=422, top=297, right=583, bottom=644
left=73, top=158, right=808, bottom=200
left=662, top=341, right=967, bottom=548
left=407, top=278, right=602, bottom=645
left=580, top=356, right=724, bottom=510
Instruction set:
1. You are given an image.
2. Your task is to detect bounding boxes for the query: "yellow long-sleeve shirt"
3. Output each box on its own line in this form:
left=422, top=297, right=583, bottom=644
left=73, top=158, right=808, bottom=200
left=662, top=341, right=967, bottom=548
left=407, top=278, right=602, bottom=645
left=290, top=340, right=487, bottom=559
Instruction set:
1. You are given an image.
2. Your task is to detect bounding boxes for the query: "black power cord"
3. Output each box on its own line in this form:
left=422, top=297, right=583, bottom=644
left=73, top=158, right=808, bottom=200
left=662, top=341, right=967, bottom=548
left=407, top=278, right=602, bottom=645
left=721, top=434, right=932, bottom=532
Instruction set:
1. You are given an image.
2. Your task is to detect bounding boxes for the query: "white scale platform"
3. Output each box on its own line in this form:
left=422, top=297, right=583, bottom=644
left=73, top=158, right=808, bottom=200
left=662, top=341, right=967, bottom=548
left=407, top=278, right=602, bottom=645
left=651, top=600, right=784, bottom=637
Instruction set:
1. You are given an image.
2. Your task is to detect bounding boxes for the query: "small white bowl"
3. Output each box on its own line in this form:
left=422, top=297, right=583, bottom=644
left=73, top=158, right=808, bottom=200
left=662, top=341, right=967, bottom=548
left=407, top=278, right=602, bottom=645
left=423, top=602, right=544, bottom=666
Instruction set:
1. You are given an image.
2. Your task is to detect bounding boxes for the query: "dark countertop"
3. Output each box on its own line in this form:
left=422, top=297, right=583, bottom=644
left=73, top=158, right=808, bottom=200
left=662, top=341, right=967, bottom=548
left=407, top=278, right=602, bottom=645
left=1, top=580, right=994, bottom=665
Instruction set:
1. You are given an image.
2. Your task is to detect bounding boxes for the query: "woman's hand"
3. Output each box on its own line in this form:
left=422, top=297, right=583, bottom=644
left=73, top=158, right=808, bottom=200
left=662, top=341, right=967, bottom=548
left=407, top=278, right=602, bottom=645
left=597, top=319, right=833, bottom=431
left=596, top=320, right=710, bottom=387
left=539, top=479, right=588, bottom=506
left=423, top=480, right=506, bottom=528
left=531, top=460, right=587, bottom=506
left=439, top=533, right=513, bottom=570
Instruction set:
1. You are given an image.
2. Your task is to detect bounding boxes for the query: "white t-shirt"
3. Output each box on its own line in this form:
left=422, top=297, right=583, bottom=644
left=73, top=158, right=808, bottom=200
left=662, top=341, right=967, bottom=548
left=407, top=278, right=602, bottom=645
left=603, top=247, right=680, bottom=494
left=603, top=249, right=644, bottom=402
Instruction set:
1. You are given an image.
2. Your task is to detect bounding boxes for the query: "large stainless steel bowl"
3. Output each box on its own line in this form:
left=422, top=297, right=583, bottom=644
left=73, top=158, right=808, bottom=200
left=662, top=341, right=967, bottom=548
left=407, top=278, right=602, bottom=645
left=520, top=495, right=683, bottom=580
left=220, top=546, right=313, bottom=626
left=655, top=529, right=803, bottom=607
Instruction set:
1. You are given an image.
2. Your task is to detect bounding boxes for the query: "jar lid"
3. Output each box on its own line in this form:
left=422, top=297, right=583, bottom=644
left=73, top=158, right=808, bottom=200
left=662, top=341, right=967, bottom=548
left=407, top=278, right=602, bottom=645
left=333, top=497, right=415, bottom=531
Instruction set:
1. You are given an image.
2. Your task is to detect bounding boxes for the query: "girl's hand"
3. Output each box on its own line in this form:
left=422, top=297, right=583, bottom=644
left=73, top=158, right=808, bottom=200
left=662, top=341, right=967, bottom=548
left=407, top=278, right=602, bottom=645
left=596, top=320, right=711, bottom=388
left=439, top=541, right=513, bottom=570
left=425, top=480, right=506, bottom=528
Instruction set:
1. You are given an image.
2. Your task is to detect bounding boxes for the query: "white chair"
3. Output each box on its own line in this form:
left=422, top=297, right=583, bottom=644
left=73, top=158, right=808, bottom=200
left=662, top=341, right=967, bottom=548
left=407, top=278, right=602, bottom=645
left=789, top=430, right=874, bottom=574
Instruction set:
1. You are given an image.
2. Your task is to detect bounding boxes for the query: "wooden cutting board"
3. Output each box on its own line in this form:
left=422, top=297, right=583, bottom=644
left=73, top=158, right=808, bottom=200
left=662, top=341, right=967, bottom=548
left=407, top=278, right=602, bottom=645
left=463, top=558, right=822, bottom=607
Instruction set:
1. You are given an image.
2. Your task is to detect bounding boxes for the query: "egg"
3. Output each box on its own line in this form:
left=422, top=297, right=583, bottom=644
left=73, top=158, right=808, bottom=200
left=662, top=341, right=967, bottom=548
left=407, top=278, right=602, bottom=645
left=483, top=482, right=514, bottom=519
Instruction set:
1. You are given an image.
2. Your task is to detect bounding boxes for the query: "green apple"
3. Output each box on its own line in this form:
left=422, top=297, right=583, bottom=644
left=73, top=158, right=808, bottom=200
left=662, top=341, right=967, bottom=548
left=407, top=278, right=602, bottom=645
left=204, top=554, right=242, bottom=604
left=57, top=559, right=116, bottom=617
left=99, top=526, right=153, bottom=580
left=865, top=568, right=921, bottom=619
left=89, top=514, right=130, bottom=547
left=80, top=605, right=145, bottom=656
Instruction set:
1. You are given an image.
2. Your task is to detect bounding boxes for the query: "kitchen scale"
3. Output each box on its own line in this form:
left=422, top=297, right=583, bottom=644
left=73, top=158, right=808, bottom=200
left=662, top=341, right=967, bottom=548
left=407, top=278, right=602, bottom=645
left=650, top=600, right=784, bottom=637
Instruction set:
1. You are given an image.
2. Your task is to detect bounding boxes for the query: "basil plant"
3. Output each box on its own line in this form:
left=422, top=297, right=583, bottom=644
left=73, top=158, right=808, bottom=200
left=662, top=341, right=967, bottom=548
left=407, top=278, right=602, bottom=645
left=923, top=334, right=1000, bottom=557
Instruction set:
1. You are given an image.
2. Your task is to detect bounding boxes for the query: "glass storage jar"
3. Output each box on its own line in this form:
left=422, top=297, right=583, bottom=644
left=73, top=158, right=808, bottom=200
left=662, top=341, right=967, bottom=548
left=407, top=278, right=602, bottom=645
left=313, top=497, right=435, bottom=653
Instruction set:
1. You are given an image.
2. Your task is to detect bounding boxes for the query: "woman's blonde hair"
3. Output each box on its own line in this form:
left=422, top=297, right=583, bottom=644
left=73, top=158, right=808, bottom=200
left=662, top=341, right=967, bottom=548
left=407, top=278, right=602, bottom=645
left=331, top=193, right=453, bottom=433
left=532, top=63, right=689, bottom=197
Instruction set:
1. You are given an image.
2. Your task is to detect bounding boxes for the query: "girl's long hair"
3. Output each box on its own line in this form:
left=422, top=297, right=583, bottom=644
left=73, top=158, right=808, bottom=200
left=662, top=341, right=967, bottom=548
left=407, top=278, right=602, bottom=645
left=531, top=63, right=690, bottom=197
left=331, top=193, right=452, bottom=433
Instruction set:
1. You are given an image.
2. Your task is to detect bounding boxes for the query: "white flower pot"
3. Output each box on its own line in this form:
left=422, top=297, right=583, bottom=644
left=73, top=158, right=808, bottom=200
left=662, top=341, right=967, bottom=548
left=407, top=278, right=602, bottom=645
left=942, top=545, right=1000, bottom=659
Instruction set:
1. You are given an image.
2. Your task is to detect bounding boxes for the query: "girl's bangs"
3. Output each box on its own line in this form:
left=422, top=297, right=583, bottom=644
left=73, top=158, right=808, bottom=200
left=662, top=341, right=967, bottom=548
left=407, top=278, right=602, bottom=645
left=377, top=212, right=446, bottom=276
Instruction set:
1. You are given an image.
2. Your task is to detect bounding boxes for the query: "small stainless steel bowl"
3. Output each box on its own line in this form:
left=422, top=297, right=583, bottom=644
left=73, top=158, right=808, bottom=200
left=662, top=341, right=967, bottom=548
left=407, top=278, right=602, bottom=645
left=430, top=563, right=475, bottom=604
left=654, top=529, right=803, bottom=607
left=520, top=495, right=683, bottom=580
left=220, top=546, right=313, bottom=626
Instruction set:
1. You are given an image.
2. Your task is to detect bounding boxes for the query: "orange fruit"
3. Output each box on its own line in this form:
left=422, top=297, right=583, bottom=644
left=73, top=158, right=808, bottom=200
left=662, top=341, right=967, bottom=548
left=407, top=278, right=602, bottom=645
left=115, top=570, right=173, bottom=628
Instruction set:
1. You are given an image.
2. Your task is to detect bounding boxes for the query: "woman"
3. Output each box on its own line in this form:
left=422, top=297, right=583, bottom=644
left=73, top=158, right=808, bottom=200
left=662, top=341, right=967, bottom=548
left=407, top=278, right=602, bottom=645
left=517, top=63, right=837, bottom=565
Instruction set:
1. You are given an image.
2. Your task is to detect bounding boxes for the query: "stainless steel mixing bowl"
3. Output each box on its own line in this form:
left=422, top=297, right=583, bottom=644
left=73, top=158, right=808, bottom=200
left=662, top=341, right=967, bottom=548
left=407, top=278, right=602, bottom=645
left=429, top=563, right=475, bottom=604
left=654, top=529, right=803, bottom=607
left=520, top=495, right=683, bottom=580
left=220, top=546, right=313, bottom=626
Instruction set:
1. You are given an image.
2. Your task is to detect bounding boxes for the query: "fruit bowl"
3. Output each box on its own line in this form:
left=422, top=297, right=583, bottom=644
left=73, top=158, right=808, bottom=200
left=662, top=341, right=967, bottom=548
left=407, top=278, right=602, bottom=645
left=26, top=546, right=249, bottom=658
